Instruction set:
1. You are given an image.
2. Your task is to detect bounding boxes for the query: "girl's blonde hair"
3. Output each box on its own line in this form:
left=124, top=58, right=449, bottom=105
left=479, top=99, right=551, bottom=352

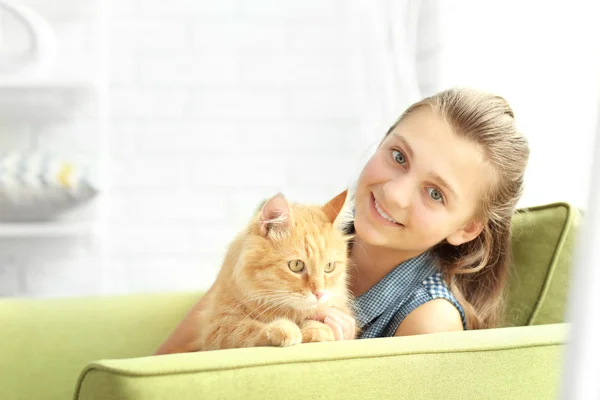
left=388, top=87, right=529, bottom=329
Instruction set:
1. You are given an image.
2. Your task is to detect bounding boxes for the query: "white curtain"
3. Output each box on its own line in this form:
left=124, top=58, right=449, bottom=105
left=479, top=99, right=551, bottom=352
left=351, top=0, right=443, bottom=162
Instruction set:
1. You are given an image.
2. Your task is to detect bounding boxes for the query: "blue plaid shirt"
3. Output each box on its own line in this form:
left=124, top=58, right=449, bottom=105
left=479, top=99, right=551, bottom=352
left=355, top=251, right=467, bottom=338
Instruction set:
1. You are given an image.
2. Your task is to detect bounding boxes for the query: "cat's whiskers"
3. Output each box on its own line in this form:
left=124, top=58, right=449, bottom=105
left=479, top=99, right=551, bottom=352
left=231, top=288, right=292, bottom=303
left=244, top=293, right=292, bottom=312
left=242, top=296, right=294, bottom=325
left=286, top=297, right=315, bottom=314
left=247, top=289, right=294, bottom=294
left=227, top=295, right=272, bottom=315
left=347, top=258, right=360, bottom=276
left=261, top=298, right=296, bottom=323
left=283, top=305, right=295, bottom=324
left=350, top=238, right=369, bottom=257
left=243, top=289, right=302, bottom=303
left=253, top=292, right=303, bottom=313
left=235, top=300, right=279, bottom=326
left=247, top=291, right=309, bottom=323
left=227, top=293, right=291, bottom=316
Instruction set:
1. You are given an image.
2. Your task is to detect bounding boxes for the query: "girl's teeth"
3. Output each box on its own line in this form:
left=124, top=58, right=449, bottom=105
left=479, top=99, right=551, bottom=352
left=374, top=199, right=399, bottom=224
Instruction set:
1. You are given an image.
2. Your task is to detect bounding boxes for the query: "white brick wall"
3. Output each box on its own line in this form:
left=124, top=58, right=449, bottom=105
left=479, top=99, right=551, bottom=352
left=103, top=0, right=372, bottom=295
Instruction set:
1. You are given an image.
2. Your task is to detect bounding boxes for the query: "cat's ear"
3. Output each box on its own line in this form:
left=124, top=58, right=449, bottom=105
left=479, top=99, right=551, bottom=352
left=322, top=190, right=349, bottom=226
left=259, top=193, right=292, bottom=237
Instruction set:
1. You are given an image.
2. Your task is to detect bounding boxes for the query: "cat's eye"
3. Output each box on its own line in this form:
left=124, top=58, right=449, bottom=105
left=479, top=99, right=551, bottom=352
left=288, top=260, right=305, bottom=273
left=325, top=262, right=336, bottom=273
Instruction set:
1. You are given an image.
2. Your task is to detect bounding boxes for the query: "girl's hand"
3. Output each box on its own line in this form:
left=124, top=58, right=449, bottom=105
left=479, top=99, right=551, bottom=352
left=308, top=307, right=357, bottom=341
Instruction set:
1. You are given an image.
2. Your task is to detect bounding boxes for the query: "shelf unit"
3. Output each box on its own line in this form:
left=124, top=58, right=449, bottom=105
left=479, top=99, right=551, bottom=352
left=0, top=0, right=108, bottom=239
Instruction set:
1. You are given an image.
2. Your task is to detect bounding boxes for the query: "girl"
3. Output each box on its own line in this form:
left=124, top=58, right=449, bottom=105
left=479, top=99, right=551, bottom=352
left=155, top=87, right=529, bottom=353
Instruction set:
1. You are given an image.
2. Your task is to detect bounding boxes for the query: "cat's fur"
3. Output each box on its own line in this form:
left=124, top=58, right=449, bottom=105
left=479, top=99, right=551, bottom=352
left=194, top=191, right=354, bottom=350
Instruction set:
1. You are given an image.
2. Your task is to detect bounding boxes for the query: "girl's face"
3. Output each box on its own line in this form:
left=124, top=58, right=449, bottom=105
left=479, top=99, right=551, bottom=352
left=354, top=107, right=496, bottom=254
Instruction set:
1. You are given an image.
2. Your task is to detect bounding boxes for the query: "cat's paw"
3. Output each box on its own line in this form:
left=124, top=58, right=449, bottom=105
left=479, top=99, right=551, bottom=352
left=264, top=319, right=302, bottom=347
left=300, top=320, right=335, bottom=343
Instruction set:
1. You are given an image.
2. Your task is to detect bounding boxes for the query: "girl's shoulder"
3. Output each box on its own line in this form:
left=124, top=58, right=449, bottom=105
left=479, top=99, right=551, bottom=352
left=419, top=272, right=467, bottom=330
left=388, top=271, right=468, bottom=335
left=356, top=253, right=468, bottom=338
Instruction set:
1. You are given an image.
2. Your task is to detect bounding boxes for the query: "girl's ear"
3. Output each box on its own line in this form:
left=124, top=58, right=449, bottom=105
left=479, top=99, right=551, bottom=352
left=259, top=193, right=292, bottom=237
left=446, top=219, right=485, bottom=246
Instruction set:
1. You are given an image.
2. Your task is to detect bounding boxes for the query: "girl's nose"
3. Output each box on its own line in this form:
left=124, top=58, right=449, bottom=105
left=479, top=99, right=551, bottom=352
left=383, top=175, right=414, bottom=210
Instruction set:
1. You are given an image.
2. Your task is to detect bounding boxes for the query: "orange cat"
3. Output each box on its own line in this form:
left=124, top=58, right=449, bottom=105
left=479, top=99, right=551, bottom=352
left=194, top=191, right=354, bottom=351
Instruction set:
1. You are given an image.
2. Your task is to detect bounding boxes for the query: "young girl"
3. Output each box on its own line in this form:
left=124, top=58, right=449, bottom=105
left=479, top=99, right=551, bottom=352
left=155, top=87, right=529, bottom=353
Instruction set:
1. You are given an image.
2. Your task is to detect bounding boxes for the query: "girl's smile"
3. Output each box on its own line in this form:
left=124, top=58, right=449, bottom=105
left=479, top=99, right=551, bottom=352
left=370, top=191, right=405, bottom=227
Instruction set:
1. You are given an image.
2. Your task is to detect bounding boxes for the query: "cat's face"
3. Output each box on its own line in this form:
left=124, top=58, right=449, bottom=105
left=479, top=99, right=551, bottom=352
left=236, top=193, right=352, bottom=315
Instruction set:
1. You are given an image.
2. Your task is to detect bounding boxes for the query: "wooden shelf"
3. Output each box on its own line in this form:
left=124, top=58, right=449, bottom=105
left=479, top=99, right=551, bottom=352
left=0, top=221, right=95, bottom=238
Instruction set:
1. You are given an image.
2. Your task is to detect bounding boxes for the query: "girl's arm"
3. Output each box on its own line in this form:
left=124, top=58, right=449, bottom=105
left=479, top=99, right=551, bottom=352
left=394, top=299, right=463, bottom=337
left=153, top=288, right=214, bottom=355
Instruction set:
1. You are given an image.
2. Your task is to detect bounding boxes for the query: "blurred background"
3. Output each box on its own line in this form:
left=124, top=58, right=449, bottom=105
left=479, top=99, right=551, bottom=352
left=0, top=0, right=598, bottom=297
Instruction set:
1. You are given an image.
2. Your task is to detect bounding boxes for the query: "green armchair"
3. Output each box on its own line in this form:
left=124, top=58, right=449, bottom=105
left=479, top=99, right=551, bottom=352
left=0, top=202, right=579, bottom=400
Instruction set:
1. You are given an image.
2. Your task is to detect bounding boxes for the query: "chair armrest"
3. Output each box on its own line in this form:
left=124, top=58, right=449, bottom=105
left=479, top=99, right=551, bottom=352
left=0, top=292, right=201, bottom=400
left=75, top=323, right=568, bottom=400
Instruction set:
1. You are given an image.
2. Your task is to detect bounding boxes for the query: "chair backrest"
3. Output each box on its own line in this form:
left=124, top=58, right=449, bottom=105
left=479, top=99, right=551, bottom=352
left=505, top=202, right=581, bottom=327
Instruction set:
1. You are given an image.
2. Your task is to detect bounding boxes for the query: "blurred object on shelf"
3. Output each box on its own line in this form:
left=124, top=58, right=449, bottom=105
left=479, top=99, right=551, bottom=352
left=0, top=151, right=98, bottom=221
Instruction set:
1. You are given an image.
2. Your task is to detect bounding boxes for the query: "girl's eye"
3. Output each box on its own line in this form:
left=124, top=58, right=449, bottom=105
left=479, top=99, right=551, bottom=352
left=392, top=150, right=407, bottom=165
left=427, top=187, right=444, bottom=203
left=288, top=260, right=305, bottom=273
left=324, top=262, right=336, bottom=273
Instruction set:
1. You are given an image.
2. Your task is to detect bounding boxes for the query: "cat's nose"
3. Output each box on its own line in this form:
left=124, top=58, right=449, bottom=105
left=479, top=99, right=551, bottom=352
left=313, top=290, right=326, bottom=300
